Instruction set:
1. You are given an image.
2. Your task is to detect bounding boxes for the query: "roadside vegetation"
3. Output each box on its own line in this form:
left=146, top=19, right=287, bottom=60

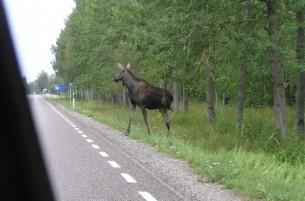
left=50, top=97, right=305, bottom=201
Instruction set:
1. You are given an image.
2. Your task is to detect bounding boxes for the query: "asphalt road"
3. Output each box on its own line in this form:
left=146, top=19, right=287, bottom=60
left=29, top=95, right=242, bottom=201
left=29, top=95, right=183, bottom=201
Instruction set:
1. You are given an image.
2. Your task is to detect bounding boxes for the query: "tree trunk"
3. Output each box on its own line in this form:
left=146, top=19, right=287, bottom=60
left=122, top=88, right=129, bottom=106
left=296, top=10, right=305, bottom=137
left=90, top=89, right=94, bottom=100
left=223, top=92, right=229, bottom=105
left=203, top=49, right=216, bottom=125
left=160, top=79, right=165, bottom=88
left=285, top=83, right=294, bottom=106
left=237, top=66, right=246, bottom=124
left=107, top=91, right=111, bottom=102
left=215, top=91, right=218, bottom=110
left=173, top=81, right=179, bottom=112
left=182, top=85, right=189, bottom=112
left=85, top=89, right=90, bottom=100
left=266, top=0, right=287, bottom=139
left=236, top=0, right=249, bottom=124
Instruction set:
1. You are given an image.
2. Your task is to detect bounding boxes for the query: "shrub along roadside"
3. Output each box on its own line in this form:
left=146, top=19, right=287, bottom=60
left=48, top=97, right=305, bottom=201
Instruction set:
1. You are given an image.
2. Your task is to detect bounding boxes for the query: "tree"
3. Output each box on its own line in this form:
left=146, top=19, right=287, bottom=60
left=36, top=71, right=49, bottom=93
left=236, top=0, right=250, bottom=125
left=51, top=0, right=298, bottom=138
left=172, top=81, right=179, bottom=112
left=182, top=85, right=189, bottom=112
left=295, top=6, right=305, bottom=137
left=203, top=44, right=216, bottom=125
left=266, top=0, right=288, bottom=139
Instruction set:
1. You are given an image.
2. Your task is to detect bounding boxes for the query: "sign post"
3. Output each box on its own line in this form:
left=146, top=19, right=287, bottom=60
left=72, top=92, right=75, bottom=109
left=69, top=83, right=73, bottom=104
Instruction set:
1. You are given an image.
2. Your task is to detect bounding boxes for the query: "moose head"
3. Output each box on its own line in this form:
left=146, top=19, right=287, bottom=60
left=112, top=63, right=131, bottom=82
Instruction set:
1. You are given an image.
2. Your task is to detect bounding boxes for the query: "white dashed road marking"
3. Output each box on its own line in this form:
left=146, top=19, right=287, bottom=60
left=120, top=173, right=137, bottom=183
left=42, top=98, right=161, bottom=200
left=99, top=152, right=109, bottom=157
left=91, top=144, right=100, bottom=149
left=138, top=191, right=158, bottom=201
left=86, top=139, right=93, bottom=143
left=108, top=161, right=120, bottom=168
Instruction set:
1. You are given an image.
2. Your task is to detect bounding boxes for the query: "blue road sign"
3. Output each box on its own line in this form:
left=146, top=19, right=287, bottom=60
left=54, top=84, right=68, bottom=93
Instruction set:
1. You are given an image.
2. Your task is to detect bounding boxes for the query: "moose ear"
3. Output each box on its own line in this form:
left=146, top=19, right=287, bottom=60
left=127, top=63, right=131, bottom=69
left=117, top=63, right=124, bottom=70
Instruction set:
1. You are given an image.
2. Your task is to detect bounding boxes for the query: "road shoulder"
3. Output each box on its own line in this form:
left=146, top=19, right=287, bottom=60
left=47, top=99, right=245, bottom=201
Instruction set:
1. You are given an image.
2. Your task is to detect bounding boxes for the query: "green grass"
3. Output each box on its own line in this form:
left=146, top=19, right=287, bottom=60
left=49, top=97, right=305, bottom=201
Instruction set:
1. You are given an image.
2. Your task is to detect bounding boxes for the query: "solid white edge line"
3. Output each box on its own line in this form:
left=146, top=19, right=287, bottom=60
left=138, top=191, right=157, bottom=201
left=41, top=98, right=74, bottom=126
left=99, top=152, right=109, bottom=157
left=108, top=161, right=120, bottom=168
left=120, top=173, right=136, bottom=183
left=91, top=144, right=100, bottom=149
left=86, top=139, right=93, bottom=143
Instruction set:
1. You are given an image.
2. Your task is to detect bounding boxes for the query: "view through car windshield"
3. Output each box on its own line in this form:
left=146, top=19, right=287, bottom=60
left=4, top=0, right=305, bottom=200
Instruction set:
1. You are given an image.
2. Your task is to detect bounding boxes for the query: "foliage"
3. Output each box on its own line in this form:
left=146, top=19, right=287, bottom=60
left=52, top=0, right=301, bottom=106
left=28, top=71, right=62, bottom=94
left=28, top=70, right=49, bottom=93
left=36, top=71, right=49, bottom=91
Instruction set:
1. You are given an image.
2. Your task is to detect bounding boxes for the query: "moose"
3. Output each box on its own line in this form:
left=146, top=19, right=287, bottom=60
left=113, top=63, right=173, bottom=135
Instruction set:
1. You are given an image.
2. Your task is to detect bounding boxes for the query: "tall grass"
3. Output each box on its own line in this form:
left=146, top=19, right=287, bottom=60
left=51, top=97, right=305, bottom=200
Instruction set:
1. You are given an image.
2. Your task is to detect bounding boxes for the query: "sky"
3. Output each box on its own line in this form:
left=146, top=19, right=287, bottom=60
left=3, top=0, right=75, bottom=82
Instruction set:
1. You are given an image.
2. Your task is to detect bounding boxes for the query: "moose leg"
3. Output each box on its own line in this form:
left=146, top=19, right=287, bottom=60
left=140, top=107, right=151, bottom=134
left=127, top=103, right=136, bottom=135
left=160, top=109, right=171, bottom=135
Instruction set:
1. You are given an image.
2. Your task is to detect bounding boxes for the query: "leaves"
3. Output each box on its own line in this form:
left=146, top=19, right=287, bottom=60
left=52, top=0, right=301, bottom=106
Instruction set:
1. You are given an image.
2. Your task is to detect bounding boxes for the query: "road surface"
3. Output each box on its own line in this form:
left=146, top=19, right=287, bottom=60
left=29, top=95, right=242, bottom=201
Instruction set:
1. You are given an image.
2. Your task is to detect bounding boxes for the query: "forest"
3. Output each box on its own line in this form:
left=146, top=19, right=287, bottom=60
left=48, top=0, right=305, bottom=200
left=52, top=0, right=305, bottom=138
